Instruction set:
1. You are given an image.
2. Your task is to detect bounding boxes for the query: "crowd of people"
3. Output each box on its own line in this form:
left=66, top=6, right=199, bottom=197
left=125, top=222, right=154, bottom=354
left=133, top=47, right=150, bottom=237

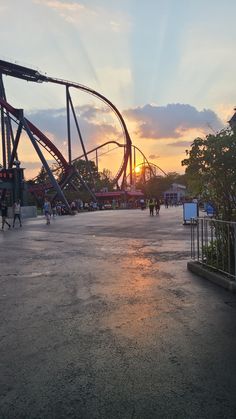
left=1, top=195, right=185, bottom=229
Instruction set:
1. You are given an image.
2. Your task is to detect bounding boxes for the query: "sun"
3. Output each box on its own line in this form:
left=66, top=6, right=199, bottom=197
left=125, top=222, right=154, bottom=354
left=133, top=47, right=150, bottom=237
left=134, top=166, right=141, bottom=174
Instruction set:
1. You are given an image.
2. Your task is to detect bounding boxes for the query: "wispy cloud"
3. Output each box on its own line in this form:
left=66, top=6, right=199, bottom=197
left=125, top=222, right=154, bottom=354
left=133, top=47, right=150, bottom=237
left=124, top=103, right=224, bottom=139
left=35, top=0, right=130, bottom=32
left=34, top=0, right=86, bottom=15
left=149, top=154, right=159, bottom=160
left=168, top=140, right=192, bottom=148
left=27, top=105, right=119, bottom=153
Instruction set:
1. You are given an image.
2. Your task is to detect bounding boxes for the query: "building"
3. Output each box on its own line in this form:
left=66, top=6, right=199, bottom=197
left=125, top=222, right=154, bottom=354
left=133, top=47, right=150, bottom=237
left=228, top=108, right=236, bottom=131
left=95, top=189, right=144, bottom=209
left=163, top=183, right=186, bottom=204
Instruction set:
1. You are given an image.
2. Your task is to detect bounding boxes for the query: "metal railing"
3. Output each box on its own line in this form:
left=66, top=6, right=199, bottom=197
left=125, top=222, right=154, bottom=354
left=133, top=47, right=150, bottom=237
left=190, top=217, right=236, bottom=280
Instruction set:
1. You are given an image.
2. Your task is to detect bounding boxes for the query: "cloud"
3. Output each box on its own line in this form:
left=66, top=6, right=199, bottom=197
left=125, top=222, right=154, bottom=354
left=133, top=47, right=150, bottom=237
left=78, top=104, right=111, bottom=121
left=124, top=103, right=224, bottom=139
left=27, top=105, right=119, bottom=154
left=36, top=0, right=130, bottom=33
left=168, top=140, right=192, bottom=148
left=149, top=154, right=159, bottom=159
left=34, top=0, right=85, bottom=16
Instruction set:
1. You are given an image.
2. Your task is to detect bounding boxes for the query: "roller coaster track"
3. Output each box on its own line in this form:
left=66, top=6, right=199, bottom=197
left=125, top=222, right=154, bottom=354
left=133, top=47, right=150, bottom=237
left=0, top=96, right=70, bottom=172
left=46, top=77, right=131, bottom=185
left=0, top=60, right=167, bottom=195
left=132, top=145, right=167, bottom=177
left=0, top=59, right=132, bottom=186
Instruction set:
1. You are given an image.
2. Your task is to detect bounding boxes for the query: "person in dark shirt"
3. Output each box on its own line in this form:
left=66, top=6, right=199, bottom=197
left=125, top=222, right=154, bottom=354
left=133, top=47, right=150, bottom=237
left=155, top=197, right=160, bottom=215
left=1, top=201, right=11, bottom=230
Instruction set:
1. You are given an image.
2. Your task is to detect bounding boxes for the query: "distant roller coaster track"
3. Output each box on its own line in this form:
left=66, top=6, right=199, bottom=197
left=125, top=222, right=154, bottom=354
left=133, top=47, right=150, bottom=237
left=76, top=141, right=167, bottom=179
left=0, top=59, right=167, bottom=205
left=0, top=59, right=132, bottom=186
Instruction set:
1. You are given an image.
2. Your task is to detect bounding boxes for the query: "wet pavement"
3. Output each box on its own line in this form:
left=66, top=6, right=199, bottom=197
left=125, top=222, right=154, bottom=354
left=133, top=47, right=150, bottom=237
left=1, top=206, right=236, bottom=418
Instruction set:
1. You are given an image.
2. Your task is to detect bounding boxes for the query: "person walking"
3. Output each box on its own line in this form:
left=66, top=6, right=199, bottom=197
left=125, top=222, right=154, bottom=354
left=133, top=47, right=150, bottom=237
left=43, top=198, right=52, bottom=225
left=52, top=202, right=57, bottom=218
left=155, top=197, right=160, bottom=215
left=148, top=198, right=155, bottom=216
left=1, top=201, right=11, bottom=230
left=13, top=199, right=22, bottom=227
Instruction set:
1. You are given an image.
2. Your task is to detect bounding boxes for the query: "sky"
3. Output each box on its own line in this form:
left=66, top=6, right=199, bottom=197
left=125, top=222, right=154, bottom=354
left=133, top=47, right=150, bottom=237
left=0, top=0, right=236, bottom=179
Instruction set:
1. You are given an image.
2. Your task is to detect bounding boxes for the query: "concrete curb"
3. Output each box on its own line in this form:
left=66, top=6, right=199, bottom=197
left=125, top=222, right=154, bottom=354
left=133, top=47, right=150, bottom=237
left=187, top=261, right=236, bottom=293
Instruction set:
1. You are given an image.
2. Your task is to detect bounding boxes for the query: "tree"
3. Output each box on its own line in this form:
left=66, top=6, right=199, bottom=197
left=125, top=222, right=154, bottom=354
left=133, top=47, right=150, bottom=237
left=96, top=168, right=113, bottom=191
left=182, top=128, right=236, bottom=221
left=72, top=159, right=100, bottom=189
left=71, top=160, right=113, bottom=192
left=138, top=172, right=181, bottom=198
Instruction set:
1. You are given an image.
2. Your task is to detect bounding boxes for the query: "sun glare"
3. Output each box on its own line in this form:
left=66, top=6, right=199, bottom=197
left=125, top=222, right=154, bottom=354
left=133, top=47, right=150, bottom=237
left=135, top=166, right=141, bottom=174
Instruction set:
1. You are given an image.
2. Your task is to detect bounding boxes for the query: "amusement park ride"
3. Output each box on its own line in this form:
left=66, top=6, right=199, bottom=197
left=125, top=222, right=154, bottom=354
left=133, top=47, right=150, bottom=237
left=0, top=59, right=166, bottom=209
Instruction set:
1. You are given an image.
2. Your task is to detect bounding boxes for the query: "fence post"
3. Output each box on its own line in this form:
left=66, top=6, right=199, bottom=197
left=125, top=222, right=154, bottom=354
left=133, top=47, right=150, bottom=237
left=234, top=224, right=236, bottom=281
left=191, top=218, right=195, bottom=259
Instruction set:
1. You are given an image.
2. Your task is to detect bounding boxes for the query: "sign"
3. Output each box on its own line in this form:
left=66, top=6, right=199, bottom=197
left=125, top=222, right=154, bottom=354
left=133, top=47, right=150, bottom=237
left=205, top=203, right=214, bottom=217
left=0, top=169, right=14, bottom=181
left=183, top=202, right=198, bottom=224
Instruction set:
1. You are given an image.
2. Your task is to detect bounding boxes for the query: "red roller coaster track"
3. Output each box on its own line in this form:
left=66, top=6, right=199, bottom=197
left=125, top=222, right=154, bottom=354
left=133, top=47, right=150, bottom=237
left=0, top=59, right=166, bottom=203
left=0, top=96, right=69, bottom=171
left=0, top=59, right=132, bottom=187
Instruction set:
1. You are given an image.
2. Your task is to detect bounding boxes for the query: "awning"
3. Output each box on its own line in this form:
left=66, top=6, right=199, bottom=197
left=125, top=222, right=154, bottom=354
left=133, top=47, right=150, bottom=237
left=95, top=191, right=125, bottom=198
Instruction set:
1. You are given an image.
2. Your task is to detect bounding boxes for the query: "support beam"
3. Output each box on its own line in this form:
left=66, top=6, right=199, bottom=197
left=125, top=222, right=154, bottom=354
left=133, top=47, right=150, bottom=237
left=5, top=117, right=12, bottom=166
left=96, top=149, right=98, bottom=170
left=8, top=123, right=23, bottom=168
left=66, top=86, right=72, bottom=165
left=129, top=143, right=132, bottom=186
left=68, top=91, right=95, bottom=189
left=0, top=74, right=17, bottom=157
left=1, top=107, right=6, bottom=168
left=133, top=145, right=136, bottom=187
left=21, top=113, right=71, bottom=212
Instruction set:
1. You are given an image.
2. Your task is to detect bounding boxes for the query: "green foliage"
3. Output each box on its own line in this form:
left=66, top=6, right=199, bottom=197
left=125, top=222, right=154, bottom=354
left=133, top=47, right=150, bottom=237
left=27, top=160, right=114, bottom=203
left=182, top=128, right=236, bottom=220
left=138, top=172, right=184, bottom=198
left=72, top=159, right=100, bottom=187
left=202, top=222, right=235, bottom=275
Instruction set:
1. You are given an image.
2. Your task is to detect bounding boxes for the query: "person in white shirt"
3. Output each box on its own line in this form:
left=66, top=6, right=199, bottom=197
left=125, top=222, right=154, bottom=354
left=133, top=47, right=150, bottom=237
left=13, top=199, right=22, bottom=227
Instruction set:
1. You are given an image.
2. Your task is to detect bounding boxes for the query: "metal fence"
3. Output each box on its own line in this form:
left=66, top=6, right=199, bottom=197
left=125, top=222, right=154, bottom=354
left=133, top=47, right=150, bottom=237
left=190, top=217, right=236, bottom=280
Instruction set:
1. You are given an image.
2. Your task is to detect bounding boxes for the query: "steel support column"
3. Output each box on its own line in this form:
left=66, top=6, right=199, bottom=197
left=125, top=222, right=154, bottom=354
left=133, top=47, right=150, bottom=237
left=1, top=106, right=6, bottom=168
left=8, top=123, right=23, bottom=168
left=21, top=113, right=71, bottom=211
left=68, top=91, right=95, bottom=188
left=129, top=142, right=132, bottom=186
left=66, top=86, right=72, bottom=165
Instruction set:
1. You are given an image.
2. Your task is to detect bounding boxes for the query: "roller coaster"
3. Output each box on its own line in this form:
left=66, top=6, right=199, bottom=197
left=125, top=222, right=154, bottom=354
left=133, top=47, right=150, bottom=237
left=0, top=59, right=166, bottom=209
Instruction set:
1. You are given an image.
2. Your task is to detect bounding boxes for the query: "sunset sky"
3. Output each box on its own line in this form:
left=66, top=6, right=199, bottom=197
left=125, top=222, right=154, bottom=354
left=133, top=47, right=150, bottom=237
left=0, top=0, right=236, bottom=179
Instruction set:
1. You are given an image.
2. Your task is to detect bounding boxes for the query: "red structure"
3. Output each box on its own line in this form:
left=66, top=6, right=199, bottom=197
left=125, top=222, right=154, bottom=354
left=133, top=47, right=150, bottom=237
left=0, top=59, right=166, bottom=207
left=95, top=190, right=144, bottom=208
left=0, top=59, right=133, bottom=207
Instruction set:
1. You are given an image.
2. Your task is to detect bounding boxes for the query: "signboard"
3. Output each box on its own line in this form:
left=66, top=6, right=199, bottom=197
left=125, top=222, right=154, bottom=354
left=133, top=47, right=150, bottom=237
left=0, top=169, right=14, bottom=181
left=205, top=203, right=214, bottom=217
left=183, top=202, right=198, bottom=224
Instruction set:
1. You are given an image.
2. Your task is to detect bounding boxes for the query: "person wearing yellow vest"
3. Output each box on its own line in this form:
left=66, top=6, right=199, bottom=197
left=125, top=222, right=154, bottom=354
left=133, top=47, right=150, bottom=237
left=148, top=198, right=155, bottom=216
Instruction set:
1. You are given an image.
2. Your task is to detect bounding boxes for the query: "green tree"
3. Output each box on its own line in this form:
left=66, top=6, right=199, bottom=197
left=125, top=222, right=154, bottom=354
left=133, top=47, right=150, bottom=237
left=72, top=159, right=100, bottom=188
left=72, top=160, right=113, bottom=191
left=96, top=168, right=113, bottom=191
left=182, top=128, right=236, bottom=220
left=138, top=172, right=181, bottom=198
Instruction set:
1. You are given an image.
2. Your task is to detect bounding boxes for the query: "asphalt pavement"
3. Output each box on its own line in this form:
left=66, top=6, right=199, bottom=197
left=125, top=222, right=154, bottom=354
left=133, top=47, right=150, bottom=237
left=1, top=206, right=236, bottom=419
